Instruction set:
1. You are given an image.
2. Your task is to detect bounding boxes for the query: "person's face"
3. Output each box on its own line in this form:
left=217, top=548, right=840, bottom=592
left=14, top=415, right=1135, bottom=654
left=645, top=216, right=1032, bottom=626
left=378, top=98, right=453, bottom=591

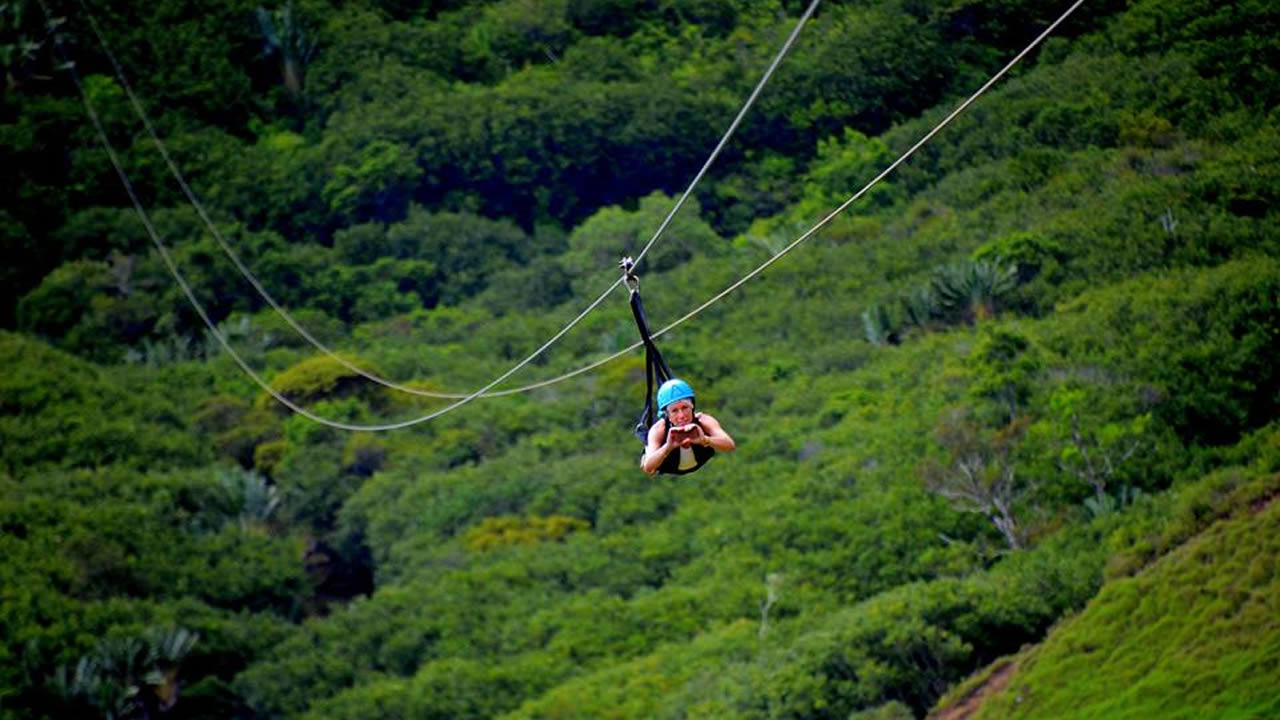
left=665, top=398, right=694, bottom=426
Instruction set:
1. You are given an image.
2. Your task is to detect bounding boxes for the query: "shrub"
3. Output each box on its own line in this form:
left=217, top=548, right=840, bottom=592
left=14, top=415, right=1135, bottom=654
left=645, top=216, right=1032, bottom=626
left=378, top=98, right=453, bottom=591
left=1047, top=258, right=1280, bottom=446
left=0, top=333, right=209, bottom=474
left=256, top=355, right=392, bottom=414
left=464, top=514, right=591, bottom=552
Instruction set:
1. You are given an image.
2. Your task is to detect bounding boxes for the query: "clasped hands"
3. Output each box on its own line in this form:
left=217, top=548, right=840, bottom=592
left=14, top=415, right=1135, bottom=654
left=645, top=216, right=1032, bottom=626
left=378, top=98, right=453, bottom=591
left=666, top=423, right=708, bottom=449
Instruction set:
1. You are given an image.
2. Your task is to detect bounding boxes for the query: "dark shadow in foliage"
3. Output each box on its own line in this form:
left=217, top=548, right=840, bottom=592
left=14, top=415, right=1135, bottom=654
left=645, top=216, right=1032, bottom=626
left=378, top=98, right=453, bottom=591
left=194, top=394, right=282, bottom=470
left=48, top=626, right=199, bottom=720
left=937, top=0, right=1125, bottom=49
left=302, top=537, right=375, bottom=615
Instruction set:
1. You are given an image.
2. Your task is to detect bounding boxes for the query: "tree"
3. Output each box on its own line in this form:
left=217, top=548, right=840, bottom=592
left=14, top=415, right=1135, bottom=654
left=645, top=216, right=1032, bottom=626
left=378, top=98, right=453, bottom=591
left=320, top=139, right=417, bottom=224
left=51, top=626, right=199, bottom=720
left=930, top=259, right=1018, bottom=325
left=968, top=327, right=1040, bottom=423
left=256, top=2, right=316, bottom=101
left=971, top=231, right=1070, bottom=315
left=805, top=127, right=904, bottom=212
left=560, top=191, right=724, bottom=294
left=922, top=409, right=1033, bottom=550
left=1, top=1, right=54, bottom=93
left=1046, top=387, right=1150, bottom=507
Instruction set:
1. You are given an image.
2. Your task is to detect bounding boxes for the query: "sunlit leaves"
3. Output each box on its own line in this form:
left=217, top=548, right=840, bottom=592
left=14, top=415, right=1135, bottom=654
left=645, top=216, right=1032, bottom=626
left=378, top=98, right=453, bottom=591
left=464, top=514, right=590, bottom=552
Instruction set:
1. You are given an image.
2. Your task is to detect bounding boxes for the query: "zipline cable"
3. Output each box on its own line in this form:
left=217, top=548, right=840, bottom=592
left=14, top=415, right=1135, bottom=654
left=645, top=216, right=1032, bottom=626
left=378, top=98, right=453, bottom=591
left=445, top=0, right=1093, bottom=384
left=628, top=0, right=821, bottom=272
left=72, top=0, right=821, bottom=400
left=637, top=0, right=1092, bottom=346
left=52, top=0, right=1082, bottom=430
left=43, top=5, right=611, bottom=431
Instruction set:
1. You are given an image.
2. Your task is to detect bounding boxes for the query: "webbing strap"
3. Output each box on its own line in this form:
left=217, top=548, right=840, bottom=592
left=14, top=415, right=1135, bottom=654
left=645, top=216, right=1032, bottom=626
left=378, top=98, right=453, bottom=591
left=630, top=288, right=671, bottom=442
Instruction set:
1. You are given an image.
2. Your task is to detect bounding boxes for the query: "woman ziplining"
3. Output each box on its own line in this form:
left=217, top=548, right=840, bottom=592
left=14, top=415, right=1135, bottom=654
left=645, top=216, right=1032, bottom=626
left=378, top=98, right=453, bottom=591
left=642, top=378, right=736, bottom=476
left=623, top=257, right=736, bottom=476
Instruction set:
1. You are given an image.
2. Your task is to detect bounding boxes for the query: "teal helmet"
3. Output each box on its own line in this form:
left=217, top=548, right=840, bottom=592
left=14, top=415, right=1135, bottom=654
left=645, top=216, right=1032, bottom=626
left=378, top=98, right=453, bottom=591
left=657, top=378, right=695, bottom=414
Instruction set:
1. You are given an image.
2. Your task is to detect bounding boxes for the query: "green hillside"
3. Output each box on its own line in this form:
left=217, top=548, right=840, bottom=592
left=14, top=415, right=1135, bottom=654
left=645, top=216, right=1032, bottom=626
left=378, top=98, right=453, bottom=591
left=2, top=0, right=1278, bottom=718
left=938, top=466, right=1280, bottom=720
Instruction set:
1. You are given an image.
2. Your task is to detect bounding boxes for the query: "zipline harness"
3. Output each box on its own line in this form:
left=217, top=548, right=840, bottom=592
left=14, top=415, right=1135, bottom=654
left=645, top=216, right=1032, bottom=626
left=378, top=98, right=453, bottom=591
left=622, top=257, right=716, bottom=475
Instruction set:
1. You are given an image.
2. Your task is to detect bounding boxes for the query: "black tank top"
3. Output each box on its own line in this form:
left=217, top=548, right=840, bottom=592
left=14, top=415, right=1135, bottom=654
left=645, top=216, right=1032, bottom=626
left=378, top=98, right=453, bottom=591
left=656, top=415, right=716, bottom=475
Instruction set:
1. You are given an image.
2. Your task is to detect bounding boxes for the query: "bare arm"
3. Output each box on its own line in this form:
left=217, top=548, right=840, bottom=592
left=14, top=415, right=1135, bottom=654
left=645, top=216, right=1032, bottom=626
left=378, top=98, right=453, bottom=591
left=694, top=413, right=735, bottom=453
left=641, top=419, right=674, bottom=476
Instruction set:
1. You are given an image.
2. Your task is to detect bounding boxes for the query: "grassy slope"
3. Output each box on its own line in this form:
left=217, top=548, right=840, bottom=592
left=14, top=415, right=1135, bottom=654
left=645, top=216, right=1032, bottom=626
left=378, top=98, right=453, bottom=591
left=950, top=485, right=1280, bottom=720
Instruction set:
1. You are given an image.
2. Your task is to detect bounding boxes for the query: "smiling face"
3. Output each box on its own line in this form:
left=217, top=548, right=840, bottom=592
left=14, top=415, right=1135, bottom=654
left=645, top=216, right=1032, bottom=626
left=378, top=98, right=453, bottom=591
left=665, top=398, right=694, bottom=427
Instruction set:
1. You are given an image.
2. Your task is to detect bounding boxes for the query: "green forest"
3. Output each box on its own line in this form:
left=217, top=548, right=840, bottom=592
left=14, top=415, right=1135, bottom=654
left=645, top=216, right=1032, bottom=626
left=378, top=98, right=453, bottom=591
left=2, top=0, right=1278, bottom=718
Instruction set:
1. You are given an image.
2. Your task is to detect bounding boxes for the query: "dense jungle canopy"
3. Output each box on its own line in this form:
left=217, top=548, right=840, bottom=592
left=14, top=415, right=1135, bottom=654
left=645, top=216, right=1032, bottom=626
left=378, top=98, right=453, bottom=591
left=2, top=0, right=1278, bottom=718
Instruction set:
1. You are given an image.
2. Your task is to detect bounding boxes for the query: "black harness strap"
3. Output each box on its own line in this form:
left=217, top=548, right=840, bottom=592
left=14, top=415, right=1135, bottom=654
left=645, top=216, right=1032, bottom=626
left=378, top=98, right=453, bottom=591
left=621, top=256, right=674, bottom=443
left=629, top=286, right=672, bottom=443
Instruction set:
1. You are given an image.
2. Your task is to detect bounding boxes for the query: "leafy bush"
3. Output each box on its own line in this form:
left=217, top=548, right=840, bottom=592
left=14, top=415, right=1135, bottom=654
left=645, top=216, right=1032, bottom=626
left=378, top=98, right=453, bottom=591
left=194, top=394, right=282, bottom=468
left=255, top=354, right=393, bottom=414
left=464, top=514, right=591, bottom=552
left=16, top=259, right=158, bottom=360
left=561, top=191, right=726, bottom=289
left=1046, top=257, right=1280, bottom=445
left=0, top=332, right=210, bottom=474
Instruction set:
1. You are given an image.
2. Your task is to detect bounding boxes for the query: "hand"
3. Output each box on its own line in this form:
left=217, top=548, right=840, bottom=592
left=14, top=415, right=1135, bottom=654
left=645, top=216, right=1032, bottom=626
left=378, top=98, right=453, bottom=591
left=671, top=423, right=705, bottom=448
left=694, top=425, right=710, bottom=447
left=663, top=426, right=685, bottom=451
